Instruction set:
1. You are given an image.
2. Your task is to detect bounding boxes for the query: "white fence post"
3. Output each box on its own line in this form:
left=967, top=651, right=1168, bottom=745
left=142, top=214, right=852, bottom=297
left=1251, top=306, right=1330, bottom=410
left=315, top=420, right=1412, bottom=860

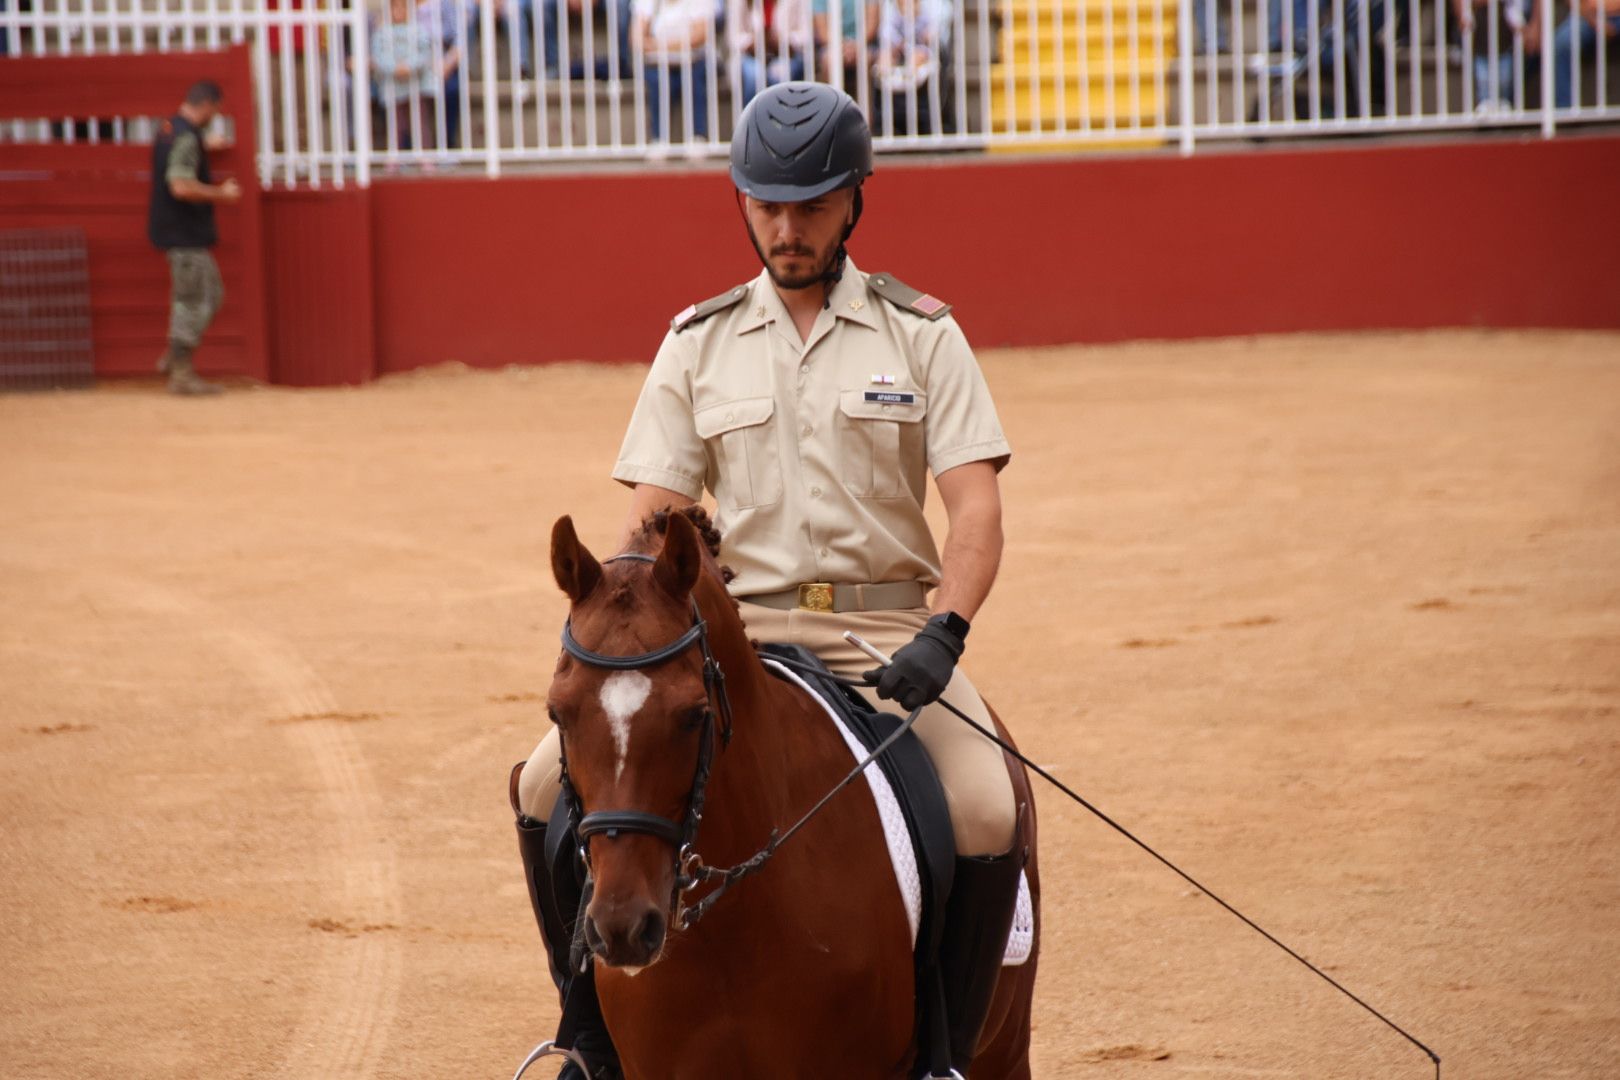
left=353, top=0, right=373, bottom=187
left=1177, top=0, right=1194, bottom=154
left=1540, top=0, right=1556, bottom=137
left=481, top=0, right=500, bottom=177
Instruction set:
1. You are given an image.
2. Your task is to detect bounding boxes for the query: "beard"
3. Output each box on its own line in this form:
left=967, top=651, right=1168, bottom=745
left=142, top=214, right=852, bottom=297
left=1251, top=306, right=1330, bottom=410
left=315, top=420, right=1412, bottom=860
left=745, top=222, right=839, bottom=291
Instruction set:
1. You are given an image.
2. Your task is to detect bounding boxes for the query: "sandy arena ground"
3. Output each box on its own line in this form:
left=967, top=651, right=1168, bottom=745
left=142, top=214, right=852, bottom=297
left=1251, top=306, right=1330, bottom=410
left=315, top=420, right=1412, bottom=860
left=2, top=330, right=1617, bottom=1080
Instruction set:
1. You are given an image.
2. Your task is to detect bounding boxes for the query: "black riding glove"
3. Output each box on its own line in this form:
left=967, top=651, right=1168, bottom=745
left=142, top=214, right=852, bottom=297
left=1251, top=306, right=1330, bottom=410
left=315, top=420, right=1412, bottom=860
left=864, top=616, right=968, bottom=712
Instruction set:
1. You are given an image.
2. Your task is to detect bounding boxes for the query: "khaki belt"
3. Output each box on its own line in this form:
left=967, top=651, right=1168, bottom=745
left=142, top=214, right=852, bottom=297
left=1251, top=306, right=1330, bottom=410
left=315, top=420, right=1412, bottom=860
left=742, top=581, right=928, bottom=614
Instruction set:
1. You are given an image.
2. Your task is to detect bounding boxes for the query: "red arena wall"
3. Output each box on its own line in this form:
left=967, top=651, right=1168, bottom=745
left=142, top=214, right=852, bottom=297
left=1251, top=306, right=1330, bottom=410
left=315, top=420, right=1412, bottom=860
left=4, top=42, right=1613, bottom=390
left=355, top=134, right=1619, bottom=376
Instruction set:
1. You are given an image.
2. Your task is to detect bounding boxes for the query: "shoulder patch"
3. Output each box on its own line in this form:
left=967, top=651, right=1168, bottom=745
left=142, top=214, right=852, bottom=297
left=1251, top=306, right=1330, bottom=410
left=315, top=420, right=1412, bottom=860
left=866, top=272, right=953, bottom=321
left=672, top=283, right=750, bottom=333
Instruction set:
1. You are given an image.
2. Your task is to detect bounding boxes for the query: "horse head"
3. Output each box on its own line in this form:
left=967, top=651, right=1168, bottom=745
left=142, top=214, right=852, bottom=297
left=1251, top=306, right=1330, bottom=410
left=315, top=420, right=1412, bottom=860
left=547, top=509, right=731, bottom=970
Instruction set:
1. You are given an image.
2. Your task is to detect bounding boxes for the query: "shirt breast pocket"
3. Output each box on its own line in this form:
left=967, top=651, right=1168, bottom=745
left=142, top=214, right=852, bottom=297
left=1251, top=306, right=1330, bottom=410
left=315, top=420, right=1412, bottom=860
left=837, top=388, right=928, bottom=500
left=694, top=396, right=783, bottom=511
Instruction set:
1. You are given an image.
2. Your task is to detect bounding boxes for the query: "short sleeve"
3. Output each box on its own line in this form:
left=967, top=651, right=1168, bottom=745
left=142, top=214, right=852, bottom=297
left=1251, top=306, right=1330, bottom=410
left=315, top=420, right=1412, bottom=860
left=920, top=317, right=1012, bottom=476
left=165, top=132, right=202, bottom=183
left=611, top=332, right=707, bottom=499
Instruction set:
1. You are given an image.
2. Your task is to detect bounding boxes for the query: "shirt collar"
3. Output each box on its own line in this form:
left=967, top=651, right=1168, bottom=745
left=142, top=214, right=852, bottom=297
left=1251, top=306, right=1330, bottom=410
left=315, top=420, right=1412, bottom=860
left=735, top=256, right=879, bottom=335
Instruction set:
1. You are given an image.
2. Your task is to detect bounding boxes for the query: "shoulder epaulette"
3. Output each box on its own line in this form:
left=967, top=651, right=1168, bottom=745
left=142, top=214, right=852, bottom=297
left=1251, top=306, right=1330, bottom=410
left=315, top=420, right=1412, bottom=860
left=672, top=283, right=751, bottom=332
left=866, top=272, right=953, bottom=321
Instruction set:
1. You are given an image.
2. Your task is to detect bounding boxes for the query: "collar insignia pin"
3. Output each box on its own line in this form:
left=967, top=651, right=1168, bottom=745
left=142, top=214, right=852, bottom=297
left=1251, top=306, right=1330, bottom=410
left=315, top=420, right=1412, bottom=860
left=849, top=298, right=864, bottom=312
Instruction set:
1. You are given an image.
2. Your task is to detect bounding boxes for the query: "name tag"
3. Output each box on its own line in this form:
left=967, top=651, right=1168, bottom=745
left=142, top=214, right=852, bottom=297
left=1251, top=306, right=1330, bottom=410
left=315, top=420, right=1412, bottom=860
left=864, top=391, right=916, bottom=405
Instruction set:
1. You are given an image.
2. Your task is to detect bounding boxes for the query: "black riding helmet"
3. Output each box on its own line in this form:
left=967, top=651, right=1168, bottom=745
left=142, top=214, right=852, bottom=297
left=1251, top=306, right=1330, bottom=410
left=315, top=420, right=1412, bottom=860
left=731, top=83, right=873, bottom=287
left=730, top=82, right=874, bottom=202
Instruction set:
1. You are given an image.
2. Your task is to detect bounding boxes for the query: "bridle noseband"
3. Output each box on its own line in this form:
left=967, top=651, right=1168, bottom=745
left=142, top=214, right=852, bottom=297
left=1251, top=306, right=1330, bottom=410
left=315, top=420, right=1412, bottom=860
left=557, top=554, right=734, bottom=913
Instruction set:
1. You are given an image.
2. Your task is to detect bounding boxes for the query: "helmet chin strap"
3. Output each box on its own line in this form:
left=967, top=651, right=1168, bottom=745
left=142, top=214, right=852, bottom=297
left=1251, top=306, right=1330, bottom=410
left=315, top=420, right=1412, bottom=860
left=817, top=186, right=864, bottom=296
left=735, top=186, right=864, bottom=307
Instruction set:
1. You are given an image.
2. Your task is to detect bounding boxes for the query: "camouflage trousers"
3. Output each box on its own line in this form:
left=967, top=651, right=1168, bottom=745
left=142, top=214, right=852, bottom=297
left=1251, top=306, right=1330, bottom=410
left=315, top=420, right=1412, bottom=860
left=166, top=248, right=224, bottom=349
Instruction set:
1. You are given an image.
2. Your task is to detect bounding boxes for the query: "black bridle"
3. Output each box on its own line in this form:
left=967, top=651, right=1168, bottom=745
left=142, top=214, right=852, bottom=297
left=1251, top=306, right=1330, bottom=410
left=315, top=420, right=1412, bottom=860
left=556, top=554, right=734, bottom=923
left=557, top=552, right=930, bottom=937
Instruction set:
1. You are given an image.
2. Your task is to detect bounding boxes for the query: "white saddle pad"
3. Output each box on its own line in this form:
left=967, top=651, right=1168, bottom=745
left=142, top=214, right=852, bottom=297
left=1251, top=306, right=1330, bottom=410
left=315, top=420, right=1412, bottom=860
left=761, top=658, right=1033, bottom=966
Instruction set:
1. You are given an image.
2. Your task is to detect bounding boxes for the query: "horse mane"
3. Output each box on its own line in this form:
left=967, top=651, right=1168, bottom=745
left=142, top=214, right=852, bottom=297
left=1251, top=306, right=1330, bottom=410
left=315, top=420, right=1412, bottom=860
left=626, top=505, right=738, bottom=588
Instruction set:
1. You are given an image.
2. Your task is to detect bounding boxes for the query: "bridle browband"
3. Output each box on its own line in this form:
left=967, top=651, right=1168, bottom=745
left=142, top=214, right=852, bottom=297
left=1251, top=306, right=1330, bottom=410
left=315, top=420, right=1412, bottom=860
left=557, top=554, right=735, bottom=916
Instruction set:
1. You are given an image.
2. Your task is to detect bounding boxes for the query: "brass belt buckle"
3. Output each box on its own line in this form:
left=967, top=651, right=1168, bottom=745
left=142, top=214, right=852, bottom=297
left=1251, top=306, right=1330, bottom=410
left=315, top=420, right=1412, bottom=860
left=797, top=583, right=835, bottom=612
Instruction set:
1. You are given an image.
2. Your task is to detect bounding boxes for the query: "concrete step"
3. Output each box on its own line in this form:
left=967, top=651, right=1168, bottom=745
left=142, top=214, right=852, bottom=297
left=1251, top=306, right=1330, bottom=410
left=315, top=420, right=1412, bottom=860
left=1005, top=37, right=1178, bottom=67
left=989, top=83, right=1169, bottom=122
left=995, top=0, right=1183, bottom=18
left=1005, top=16, right=1178, bottom=48
left=991, top=59, right=1171, bottom=84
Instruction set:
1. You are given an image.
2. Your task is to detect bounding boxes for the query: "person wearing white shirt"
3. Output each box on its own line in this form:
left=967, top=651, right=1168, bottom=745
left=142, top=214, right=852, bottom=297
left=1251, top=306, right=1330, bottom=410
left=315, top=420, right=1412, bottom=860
left=633, top=0, right=720, bottom=140
left=727, top=0, right=811, bottom=104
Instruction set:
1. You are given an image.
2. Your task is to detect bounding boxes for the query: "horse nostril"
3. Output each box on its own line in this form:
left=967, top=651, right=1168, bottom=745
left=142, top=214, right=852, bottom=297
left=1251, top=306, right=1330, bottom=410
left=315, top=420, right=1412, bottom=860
left=637, top=909, right=667, bottom=957
left=584, top=916, right=607, bottom=958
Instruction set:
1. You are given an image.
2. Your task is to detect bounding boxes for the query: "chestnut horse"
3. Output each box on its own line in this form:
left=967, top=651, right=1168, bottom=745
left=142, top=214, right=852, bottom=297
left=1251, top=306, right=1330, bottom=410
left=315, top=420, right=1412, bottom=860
left=544, top=507, right=1039, bottom=1078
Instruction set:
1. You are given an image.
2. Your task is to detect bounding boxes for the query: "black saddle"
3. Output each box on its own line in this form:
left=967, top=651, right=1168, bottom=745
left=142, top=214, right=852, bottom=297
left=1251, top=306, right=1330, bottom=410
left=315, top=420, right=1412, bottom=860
left=758, top=643, right=960, bottom=1076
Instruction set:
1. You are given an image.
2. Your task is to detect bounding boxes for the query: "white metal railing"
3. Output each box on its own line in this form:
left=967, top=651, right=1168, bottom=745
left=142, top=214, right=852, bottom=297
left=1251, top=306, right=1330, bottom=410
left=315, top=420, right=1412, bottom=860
left=2, top=0, right=1617, bottom=185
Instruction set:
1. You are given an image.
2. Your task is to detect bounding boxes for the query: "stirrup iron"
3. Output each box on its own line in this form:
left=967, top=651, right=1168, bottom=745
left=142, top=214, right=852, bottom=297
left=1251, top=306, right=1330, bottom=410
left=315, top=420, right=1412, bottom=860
left=511, top=1039, right=590, bottom=1080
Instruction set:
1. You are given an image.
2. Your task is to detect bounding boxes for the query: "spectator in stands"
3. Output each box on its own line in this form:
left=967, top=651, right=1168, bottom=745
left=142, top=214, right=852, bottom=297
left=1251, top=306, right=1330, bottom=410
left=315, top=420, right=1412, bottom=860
left=500, top=0, right=535, bottom=76
left=812, top=0, right=880, bottom=91
left=371, top=0, right=439, bottom=159
left=148, top=80, right=240, bottom=396
left=730, top=0, right=810, bottom=104
left=1193, top=0, right=1230, bottom=52
left=1262, top=0, right=1330, bottom=56
left=872, top=0, right=948, bottom=134
left=633, top=0, right=720, bottom=144
left=1453, top=0, right=1538, bottom=114
left=541, top=0, right=637, bottom=79
left=417, top=0, right=473, bottom=150
left=1551, top=0, right=1619, bottom=107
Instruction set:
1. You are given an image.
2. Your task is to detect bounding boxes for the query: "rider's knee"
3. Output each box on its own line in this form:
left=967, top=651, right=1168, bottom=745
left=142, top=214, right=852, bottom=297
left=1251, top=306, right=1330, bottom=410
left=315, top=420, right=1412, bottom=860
left=517, top=729, right=564, bottom=821
left=945, top=767, right=1018, bottom=857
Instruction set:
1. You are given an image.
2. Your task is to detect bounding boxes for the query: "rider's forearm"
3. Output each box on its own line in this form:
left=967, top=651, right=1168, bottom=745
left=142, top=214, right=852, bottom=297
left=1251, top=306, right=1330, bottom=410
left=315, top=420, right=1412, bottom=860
left=931, top=500, right=1002, bottom=624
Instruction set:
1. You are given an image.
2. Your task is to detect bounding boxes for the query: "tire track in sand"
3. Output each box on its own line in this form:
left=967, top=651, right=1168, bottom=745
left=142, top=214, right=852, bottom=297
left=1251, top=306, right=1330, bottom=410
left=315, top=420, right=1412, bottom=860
left=0, top=553, right=402, bottom=1080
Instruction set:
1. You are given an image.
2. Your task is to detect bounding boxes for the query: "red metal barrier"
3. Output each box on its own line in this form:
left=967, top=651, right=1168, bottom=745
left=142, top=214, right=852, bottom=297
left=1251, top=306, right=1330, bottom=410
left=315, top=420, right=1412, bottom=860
left=0, top=47, right=267, bottom=380
left=361, top=135, right=1620, bottom=372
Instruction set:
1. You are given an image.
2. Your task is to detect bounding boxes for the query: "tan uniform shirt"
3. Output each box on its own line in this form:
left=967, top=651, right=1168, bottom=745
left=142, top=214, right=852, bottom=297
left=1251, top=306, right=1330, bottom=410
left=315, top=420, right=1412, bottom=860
left=612, top=258, right=1011, bottom=597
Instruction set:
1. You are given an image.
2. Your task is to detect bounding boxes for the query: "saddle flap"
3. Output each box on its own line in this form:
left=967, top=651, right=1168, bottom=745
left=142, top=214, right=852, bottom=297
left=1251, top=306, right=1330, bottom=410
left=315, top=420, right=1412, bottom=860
left=758, top=644, right=958, bottom=956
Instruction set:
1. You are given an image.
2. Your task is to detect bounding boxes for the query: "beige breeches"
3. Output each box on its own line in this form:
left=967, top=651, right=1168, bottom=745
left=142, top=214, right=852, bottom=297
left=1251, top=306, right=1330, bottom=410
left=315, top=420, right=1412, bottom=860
left=517, top=603, right=1017, bottom=856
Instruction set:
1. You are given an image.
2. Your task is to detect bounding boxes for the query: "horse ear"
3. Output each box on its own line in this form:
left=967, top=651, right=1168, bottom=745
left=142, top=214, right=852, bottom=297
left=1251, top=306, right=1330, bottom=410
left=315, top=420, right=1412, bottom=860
left=551, top=515, right=603, bottom=605
left=653, top=510, right=703, bottom=600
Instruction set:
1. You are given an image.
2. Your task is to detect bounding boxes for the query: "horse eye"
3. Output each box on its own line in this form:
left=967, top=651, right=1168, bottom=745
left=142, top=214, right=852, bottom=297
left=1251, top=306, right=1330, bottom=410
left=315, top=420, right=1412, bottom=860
left=679, top=706, right=709, bottom=732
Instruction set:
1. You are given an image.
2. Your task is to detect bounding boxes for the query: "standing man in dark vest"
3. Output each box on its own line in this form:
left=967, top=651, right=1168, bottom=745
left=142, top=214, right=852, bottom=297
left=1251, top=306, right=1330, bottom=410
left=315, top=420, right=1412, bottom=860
left=148, top=80, right=240, bottom=396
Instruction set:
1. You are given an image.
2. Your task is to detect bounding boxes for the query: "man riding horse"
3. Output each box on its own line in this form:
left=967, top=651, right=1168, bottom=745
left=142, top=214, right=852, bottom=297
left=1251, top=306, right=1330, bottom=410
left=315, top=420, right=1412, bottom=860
left=513, top=81, right=1023, bottom=1078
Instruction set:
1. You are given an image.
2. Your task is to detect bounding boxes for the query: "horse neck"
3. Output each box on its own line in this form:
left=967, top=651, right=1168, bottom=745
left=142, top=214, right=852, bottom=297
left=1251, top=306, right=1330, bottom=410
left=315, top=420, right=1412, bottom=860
left=689, top=573, right=840, bottom=858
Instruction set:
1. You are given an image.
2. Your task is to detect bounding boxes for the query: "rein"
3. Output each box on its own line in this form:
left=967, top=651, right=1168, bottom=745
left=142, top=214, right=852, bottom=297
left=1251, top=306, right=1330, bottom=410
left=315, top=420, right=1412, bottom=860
left=775, top=651, right=1446, bottom=1080
left=554, top=560, right=1440, bottom=1078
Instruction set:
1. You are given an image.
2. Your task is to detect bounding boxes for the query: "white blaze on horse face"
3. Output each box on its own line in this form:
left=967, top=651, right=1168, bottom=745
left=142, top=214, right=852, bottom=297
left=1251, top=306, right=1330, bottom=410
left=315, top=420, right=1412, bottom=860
left=598, top=671, right=653, bottom=783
